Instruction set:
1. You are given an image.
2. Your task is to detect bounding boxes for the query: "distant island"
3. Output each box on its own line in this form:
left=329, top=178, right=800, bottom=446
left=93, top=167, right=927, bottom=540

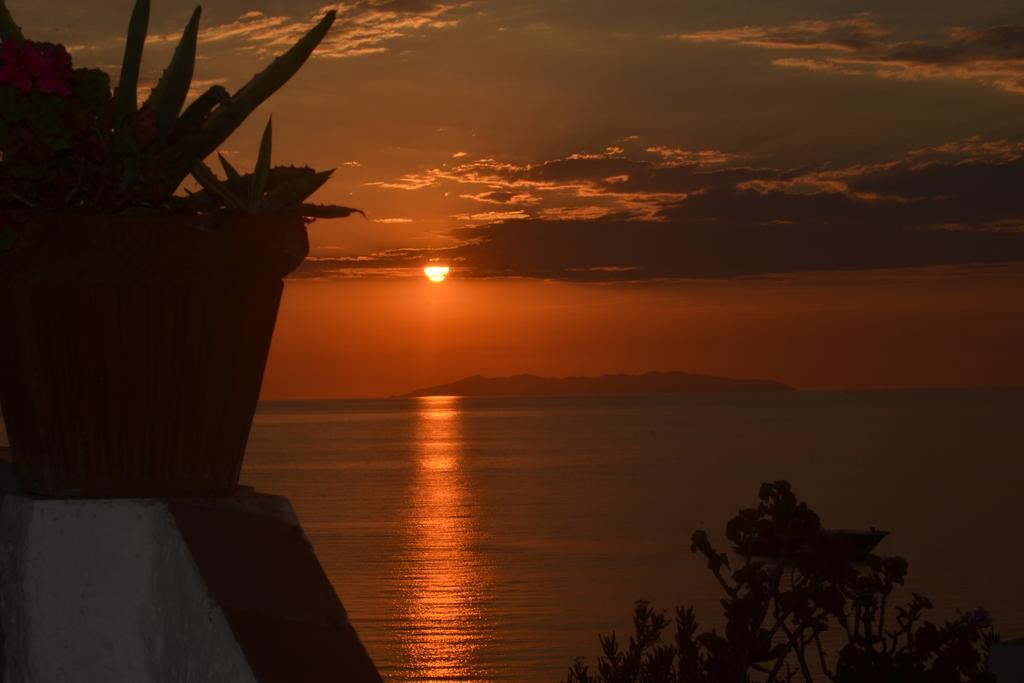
left=401, top=371, right=794, bottom=397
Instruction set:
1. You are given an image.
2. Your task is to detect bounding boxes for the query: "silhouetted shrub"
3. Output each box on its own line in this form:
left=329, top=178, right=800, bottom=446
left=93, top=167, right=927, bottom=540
left=567, top=481, right=997, bottom=682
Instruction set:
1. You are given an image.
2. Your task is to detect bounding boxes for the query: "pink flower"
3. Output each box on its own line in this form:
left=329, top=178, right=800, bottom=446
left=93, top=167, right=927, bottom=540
left=33, top=42, right=74, bottom=96
left=0, top=40, right=74, bottom=97
left=0, top=41, right=37, bottom=92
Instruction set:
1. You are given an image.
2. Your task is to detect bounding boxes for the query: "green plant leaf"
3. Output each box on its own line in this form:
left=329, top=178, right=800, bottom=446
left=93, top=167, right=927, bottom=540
left=0, top=227, right=17, bottom=251
left=155, top=10, right=336, bottom=198
left=259, top=169, right=333, bottom=212
left=115, top=125, right=145, bottom=190
left=251, top=117, right=273, bottom=206
left=72, top=69, right=113, bottom=111
left=117, top=0, right=151, bottom=117
left=168, top=85, right=230, bottom=143
left=0, top=0, right=24, bottom=42
left=191, top=161, right=246, bottom=209
left=217, top=153, right=245, bottom=196
left=169, top=187, right=218, bottom=212
left=262, top=165, right=317, bottom=190
left=143, top=5, right=201, bottom=142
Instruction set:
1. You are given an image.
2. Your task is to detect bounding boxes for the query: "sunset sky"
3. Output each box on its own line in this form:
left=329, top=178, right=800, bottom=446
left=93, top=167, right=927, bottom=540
left=25, top=0, right=1024, bottom=397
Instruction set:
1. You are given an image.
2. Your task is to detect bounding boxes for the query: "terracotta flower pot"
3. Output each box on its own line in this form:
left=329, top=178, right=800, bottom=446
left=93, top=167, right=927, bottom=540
left=0, top=211, right=309, bottom=497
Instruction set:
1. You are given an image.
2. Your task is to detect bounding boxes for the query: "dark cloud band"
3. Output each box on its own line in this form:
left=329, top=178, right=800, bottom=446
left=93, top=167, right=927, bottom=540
left=673, top=14, right=1024, bottom=94
left=326, top=134, right=1024, bottom=281
left=298, top=217, right=1024, bottom=281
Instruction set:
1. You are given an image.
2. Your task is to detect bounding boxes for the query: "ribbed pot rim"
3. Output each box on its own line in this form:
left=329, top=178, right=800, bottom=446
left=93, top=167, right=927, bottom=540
left=0, top=209, right=311, bottom=280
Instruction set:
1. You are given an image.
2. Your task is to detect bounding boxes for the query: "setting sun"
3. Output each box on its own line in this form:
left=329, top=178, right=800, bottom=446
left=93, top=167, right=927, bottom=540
left=424, top=266, right=450, bottom=283
left=5, top=0, right=1024, bottom=680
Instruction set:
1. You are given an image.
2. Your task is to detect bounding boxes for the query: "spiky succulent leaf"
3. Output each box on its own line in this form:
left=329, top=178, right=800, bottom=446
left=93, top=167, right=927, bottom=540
left=143, top=5, right=201, bottom=141
left=297, top=203, right=364, bottom=219
left=168, top=85, right=231, bottom=143
left=263, top=165, right=318, bottom=189
left=170, top=187, right=218, bottom=211
left=156, top=10, right=336, bottom=198
left=259, top=169, right=333, bottom=212
left=0, top=227, right=17, bottom=250
left=115, top=125, right=145, bottom=190
left=191, top=161, right=246, bottom=209
left=185, top=125, right=361, bottom=221
left=117, top=0, right=151, bottom=117
left=251, top=118, right=273, bottom=206
left=217, top=153, right=245, bottom=197
left=0, top=0, right=24, bottom=42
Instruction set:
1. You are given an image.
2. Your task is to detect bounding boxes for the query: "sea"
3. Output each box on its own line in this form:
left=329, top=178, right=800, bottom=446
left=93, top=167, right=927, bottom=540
left=239, top=389, right=1024, bottom=682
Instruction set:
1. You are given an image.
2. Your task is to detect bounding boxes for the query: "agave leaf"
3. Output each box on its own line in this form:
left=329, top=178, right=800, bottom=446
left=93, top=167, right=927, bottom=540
left=191, top=161, right=246, bottom=209
left=297, top=203, right=365, bottom=219
left=0, top=227, right=17, bottom=251
left=251, top=118, right=273, bottom=206
left=114, top=125, right=145, bottom=190
left=217, top=153, right=246, bottom=197
left=263, top=165, right=317, bottom=190
left=117, top=0, right=151, bottom=117
left=259, top=169, right=333, bottom=212
left=217, top=153, right=242, bottom=180
left=143, top=5, right=201, bottom=142
left=169, top=85, right=231, bottom=143
left=169, top=187, right=218, bottom=212
left=0, top=1, right=24, bottom=42
left=156, top=10, right=336, bottom=197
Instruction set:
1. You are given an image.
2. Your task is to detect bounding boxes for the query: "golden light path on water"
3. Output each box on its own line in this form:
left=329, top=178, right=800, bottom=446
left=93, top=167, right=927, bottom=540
left=401, top=395, right=492, bottom=681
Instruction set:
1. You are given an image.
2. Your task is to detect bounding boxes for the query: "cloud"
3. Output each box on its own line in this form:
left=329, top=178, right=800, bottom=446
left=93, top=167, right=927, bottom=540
left=674, top=14, right=888, bottom=52
left=645, top=146, right=738, bottom=165
left=536, top=206, right=617, bottom=221
left=296, top=219, right=1024, bottom=281
left=308, top=136, right=1024, bottom=281
left=366, top=143, right=749, bottom=220
left=148, top=11, right=291, bottom=45
left=459, top=190, right=541, bottom=205
left=451, top=210, right=531, bottom=221
left=138, top=76, right=228, bottom=101
left=672, top=15, right=1024, bottom=94
left=151, top=1, right=468, bottom=59
left=771, top=57, right=868, bottom=77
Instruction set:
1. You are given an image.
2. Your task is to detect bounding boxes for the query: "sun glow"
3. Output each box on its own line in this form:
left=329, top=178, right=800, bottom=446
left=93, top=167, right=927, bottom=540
left=424, top=265, right=450, bottom=283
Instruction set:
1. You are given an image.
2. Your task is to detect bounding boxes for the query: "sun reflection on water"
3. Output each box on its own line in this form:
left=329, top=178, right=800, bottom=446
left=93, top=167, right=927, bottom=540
left=401, top=395, right=491, bottom=682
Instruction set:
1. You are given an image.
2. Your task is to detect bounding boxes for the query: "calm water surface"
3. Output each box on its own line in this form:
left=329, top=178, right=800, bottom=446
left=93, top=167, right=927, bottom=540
left=240, top=390, right=1024, bottom=681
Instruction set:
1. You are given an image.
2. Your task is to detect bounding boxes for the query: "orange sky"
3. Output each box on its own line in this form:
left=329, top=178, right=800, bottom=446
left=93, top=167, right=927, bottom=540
left=262, top=266, right=1024, bottom=398
left=27, top=0, right=1024, bottom=396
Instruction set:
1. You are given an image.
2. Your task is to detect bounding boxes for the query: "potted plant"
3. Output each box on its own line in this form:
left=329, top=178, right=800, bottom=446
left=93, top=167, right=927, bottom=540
left=0, top=1, right=360, bottom=497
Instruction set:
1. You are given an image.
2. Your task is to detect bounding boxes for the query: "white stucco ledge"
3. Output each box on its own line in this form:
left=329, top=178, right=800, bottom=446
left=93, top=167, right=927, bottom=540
left=0, top=482, right=381, bottom=683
